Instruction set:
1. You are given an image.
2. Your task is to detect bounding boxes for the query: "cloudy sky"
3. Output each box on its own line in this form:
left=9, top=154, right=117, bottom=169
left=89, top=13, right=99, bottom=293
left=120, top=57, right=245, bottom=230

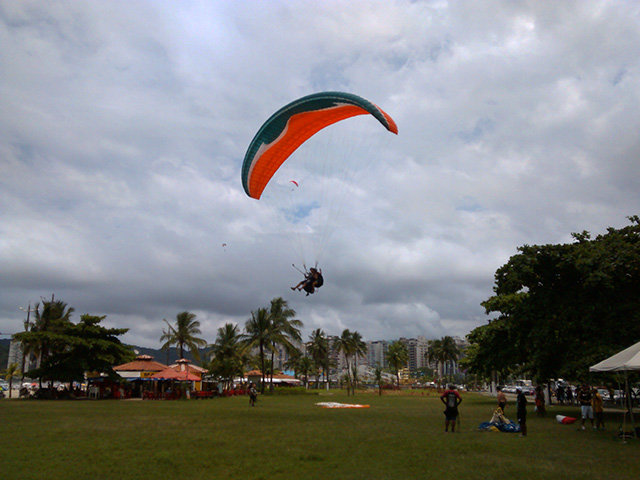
left=1, top=1, right=639, bottom=349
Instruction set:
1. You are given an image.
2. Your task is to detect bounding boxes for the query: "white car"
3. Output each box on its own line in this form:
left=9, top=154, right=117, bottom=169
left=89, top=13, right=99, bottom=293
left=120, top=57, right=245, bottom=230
left=0, top=381, right=10, bottom=391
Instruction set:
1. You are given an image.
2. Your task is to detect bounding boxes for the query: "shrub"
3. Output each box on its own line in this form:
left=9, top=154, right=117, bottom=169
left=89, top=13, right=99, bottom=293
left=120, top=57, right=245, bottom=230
left=270, top=386, right=318, bottom=396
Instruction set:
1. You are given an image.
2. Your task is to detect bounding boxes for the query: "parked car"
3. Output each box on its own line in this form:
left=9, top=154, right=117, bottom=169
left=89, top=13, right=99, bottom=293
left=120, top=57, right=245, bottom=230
left=0, top=381, right=10, bottom=391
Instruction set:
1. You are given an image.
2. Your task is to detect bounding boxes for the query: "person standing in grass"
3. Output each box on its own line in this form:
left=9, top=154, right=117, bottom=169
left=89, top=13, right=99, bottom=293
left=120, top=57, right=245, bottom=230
left=535, top=385, right=546, bottom=417
left=497, top=386, right=507, bottom=413
left=577, top=384, right=595, bottom=430
left=440, top=384, right=462, bottom=433
left=249, top=383, right=258, bottom=407
left=516, top=387, right=527, bottom=437
left=566, top=386, right=574, bottom=405
left=592, top=388, right=605, bottom=430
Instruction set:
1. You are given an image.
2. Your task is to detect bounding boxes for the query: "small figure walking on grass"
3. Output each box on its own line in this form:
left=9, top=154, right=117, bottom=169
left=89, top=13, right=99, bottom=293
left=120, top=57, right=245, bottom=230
left=535, top=385, right=546, bottom=417
left=249, top=383, right=258, bottom=407
left=516, top=387, right=527, bottom=437
left=440, top=384, right=462, bottom=433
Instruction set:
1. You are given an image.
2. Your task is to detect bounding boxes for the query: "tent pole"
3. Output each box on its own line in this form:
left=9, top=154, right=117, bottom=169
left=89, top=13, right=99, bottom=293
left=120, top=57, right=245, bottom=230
left=626, top=371, right=636, bottom=439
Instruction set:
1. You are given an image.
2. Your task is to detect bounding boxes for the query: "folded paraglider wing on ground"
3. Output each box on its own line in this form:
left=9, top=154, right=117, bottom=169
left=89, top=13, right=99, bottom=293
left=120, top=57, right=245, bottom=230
left=479, top=407, right=521, bottom=433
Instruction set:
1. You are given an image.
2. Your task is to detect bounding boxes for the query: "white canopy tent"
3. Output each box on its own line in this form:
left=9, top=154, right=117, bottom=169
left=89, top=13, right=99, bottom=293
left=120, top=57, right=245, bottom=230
left=589, top=341, right=640, bottom=372
left=590, top=340, right=640, bottom=440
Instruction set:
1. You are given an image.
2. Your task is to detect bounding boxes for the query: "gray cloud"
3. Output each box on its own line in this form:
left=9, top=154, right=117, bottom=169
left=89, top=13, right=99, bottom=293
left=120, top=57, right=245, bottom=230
left=2, top=1, right=639, bottom=348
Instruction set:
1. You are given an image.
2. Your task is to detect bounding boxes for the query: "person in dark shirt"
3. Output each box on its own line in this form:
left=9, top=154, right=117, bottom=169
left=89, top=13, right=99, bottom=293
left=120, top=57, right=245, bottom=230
left=291, top=267, right=323, bottom=296
left=516, top=387, right=527, bottom=437
left=577, top=384, right=594, bottom=430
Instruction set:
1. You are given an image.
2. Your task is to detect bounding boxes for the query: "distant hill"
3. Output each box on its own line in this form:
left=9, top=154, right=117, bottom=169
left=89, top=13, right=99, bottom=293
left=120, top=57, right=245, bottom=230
left=123, top=345, right=209, bottom=367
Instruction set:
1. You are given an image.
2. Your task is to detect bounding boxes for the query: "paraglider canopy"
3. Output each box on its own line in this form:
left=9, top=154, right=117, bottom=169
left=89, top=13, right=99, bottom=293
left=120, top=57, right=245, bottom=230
left=242, top=91, right=397, bottom=200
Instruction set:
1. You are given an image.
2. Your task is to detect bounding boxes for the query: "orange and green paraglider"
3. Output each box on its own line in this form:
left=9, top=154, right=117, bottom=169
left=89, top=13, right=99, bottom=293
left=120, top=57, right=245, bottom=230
left=241, top=91, right=398, bottom=200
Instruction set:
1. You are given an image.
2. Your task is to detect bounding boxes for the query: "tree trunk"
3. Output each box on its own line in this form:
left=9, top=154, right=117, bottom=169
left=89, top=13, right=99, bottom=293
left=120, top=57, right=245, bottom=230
left=269, top=348, right=275, bottom=393
left=259, top=344, right=266, bottom=393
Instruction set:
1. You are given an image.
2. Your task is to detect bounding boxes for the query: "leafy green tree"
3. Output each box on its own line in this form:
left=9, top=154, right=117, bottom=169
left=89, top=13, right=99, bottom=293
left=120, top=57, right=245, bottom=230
left=463, top=321, right=518, bottom=385
left=15, top=314, right=133, bottom=384
left=160, top=311, right=207, bottom=361
left=386, top=340, right=409, bottom=386
left=469, top=216, right=640, bottom=382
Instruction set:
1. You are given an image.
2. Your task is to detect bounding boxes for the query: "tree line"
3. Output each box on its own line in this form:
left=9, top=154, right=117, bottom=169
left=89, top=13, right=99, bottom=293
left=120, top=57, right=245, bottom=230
left=9, top=294, right=462, bottom=396
left=464, top=216, right=640, bottom=386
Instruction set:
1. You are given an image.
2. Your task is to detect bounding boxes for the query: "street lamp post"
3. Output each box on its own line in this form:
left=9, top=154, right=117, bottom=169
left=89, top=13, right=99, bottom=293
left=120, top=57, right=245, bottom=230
left=18, top=303, right=36, bottom=384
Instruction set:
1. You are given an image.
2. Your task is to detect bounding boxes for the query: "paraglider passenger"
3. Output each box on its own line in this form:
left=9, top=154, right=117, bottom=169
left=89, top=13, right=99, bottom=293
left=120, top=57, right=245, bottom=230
left=291, top=267, right=323, bottom=296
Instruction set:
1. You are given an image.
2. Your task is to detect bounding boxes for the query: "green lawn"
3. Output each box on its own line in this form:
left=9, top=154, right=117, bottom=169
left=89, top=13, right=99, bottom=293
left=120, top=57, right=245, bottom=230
left=0, top=391, right=637, bottom=480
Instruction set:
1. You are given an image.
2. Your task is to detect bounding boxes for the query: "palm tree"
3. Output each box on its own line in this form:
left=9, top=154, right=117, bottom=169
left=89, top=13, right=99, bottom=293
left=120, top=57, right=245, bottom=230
left=427, top=336, right=460, bottom=384
left=160, top=327, right=171, bottom=364
left=350, top=331, right=367, bottom=395
left=209, top=323, right=246, bottom=389
left=6, top=363, right=20, bottom=399
left=374, top=365, right=383, bottom=396
left=243, top=308, right=272, bottom=392
left=334, top=329, right=354, bottom=395
left=284, top=348, right=303, bottom=378
left=335, top=329, right=367, bottom=396
left=297, top=356, right=314, bottom=390
left=266, top=297, right=302, bottom=391
left=440, top=336, right=460, bottom=381
left=28, top=298, right=74, bottom=386
left=426, top=339, right=442, bottom=384
left=308, top=329, right=330, bottom=390
left=34, top=298, right=74, bottom=361
left=159, top=311, right=208, bottom=361
left=386, top=340, right=409, bottom=387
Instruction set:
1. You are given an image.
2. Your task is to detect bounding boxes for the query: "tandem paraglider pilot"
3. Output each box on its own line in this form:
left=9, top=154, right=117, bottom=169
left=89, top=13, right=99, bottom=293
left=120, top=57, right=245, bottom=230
left=291, top=267, right=323, bottom=296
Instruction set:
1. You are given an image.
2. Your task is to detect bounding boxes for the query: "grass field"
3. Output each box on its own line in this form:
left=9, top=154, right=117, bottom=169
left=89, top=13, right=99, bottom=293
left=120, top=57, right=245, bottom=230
left=1, top=391, right=637, bottom=480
